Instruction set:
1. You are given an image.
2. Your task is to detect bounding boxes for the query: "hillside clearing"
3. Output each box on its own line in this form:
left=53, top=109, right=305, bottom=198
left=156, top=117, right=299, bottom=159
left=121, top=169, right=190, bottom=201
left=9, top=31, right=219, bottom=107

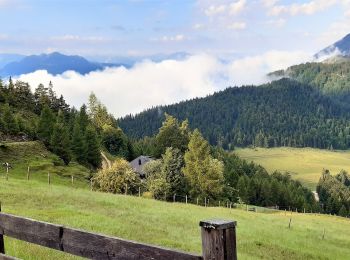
left=0, top=141, right=91, bottom=188
left=235, top=147, right=350, bottom=189
left=0, top=178, right=349, bottom=260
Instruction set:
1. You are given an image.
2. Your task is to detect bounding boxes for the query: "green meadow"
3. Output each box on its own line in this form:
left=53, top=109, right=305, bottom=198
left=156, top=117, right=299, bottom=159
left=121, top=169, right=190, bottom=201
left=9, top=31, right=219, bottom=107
left=0, top=142, right=349, bottom=259
left=0, top=178, right=349, bottom=260
left=235, top=147, right=350, bottom=190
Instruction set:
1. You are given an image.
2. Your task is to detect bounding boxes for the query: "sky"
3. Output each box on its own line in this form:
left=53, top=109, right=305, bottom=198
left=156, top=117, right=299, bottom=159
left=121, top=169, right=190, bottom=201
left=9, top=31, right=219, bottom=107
left=4, top=0, right=350, bottom=117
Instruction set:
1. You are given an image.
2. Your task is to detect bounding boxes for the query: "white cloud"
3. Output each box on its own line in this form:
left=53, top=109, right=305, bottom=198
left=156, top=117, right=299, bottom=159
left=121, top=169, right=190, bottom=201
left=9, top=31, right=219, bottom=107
left=151, top=34, right=186, bottom=42
left=193, top=23, right=205, bottom=30
left=51, top=35, right=106, bottom=43
left=17, top=51, right=311, bottom=118
left=0, top=34, right=8, bottom=40
left=266, top=18, right=286, bottom=28
left=205, top=4, right=226, bottom=16
left=266, top=0, right=339, bottom=16
left=227, top=22, right=246, bottom=30
left=261, top=0, right=278, bottom=7
left=204, top=0, right=246, bottom=17
left=229, top=0, right=246, bottom=15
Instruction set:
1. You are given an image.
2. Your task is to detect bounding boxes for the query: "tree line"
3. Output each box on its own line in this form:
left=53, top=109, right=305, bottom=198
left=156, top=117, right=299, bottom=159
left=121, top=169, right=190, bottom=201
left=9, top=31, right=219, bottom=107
left=0, top=78, right=132, bottom=168
left=119, top=79, right=350, bottom=150
left=95, top=114, right=318, bottom=211
left=317, top=169, right=350, bottom=217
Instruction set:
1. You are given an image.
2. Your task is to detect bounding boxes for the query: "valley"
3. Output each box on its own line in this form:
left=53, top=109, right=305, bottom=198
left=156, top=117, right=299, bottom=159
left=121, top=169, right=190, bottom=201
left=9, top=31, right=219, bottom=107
left=236, top=147, right=350, bottom=190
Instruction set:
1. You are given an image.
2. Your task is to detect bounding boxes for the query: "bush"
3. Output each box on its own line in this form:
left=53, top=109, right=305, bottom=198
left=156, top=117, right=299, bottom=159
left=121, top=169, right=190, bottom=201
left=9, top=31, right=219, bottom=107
left=52, top=157, right=65, bottom=166
left=92, top=158, right=139, bottom=194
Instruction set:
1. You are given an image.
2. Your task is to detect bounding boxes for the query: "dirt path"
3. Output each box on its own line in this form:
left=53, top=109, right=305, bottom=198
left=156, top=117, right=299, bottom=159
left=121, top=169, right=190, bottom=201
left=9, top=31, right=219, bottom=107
left=101, top=152, right=112, bottom=169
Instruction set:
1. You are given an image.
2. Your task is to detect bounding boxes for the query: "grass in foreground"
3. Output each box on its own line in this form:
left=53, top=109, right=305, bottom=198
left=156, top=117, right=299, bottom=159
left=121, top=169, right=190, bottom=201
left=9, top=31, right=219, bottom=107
left=235, top=147, right=350, bottom=189
left=0, top=178, right=349, bottom=260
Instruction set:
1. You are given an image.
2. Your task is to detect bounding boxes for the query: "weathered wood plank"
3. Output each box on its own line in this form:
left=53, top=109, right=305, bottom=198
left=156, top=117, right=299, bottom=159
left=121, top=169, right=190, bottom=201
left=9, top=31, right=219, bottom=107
left=0, top=213, right=202, bottom=260
left=0, top=253, right=20, bottom=260
left=0, top=213, right=63, bottom=250
left=0, top=204, right=4, bottom=254
left=200, top=219, right=237, bottom=260
left=62, top=227, right=201, bottom=260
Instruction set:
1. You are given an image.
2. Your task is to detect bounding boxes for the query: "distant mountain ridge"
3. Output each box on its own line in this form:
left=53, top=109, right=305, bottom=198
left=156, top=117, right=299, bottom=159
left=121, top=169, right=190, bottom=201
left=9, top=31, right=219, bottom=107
left=0, top=52, right=124, bottom=77
left=315, top=33, right=350, bottom=59
left=0, top=54, right=25, bottom=68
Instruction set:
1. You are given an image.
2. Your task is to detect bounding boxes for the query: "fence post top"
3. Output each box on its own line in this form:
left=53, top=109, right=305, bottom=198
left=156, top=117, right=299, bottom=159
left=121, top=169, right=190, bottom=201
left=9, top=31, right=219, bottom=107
left=199, top=219, right=237, bottom=230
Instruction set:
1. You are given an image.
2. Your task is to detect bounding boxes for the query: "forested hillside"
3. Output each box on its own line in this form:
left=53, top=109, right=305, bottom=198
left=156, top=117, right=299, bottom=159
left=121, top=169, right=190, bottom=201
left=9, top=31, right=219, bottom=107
left=0, top=78, right=132, bottom=168
left=119, top=79, right=350, bottom=150
left=269, top=58, right=350, bottom=102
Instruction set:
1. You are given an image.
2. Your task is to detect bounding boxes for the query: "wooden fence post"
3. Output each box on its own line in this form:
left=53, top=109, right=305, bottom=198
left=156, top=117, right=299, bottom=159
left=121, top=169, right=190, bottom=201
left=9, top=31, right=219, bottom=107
left=197, top=197, right=199, bottom=205
left=27, top=166, right=30, bottom=180
left=185, top=195, right=188, bottom=204
left=0, top=202, right=4, bottom=254
left=139, top=187, right=141, bottom=197
left=200, top=219, right=237, bottom=260
left=173, top=194, right=176, bottom=203
left=48, top=173, right=50, bottom=185
left=71, top=175, right=74, bottom=185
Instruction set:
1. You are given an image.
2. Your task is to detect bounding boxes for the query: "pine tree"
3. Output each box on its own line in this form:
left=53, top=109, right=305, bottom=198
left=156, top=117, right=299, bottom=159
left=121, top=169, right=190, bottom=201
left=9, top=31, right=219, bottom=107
left=0, top=79, right=6, bottom=102
left=34, top=83, right=49, bottom=114
left=50, top=111, right=72, bottom=165
left=71, top=120, right=87, bottom=164
left=161, top=147, right=186, bottom=195
left=85, top=125, right=101, bottom=168
left=183, top=129, right=224, bottom=200
left=338, top=205, right=348, bottom=217
left=3, top=104, right=19, bottom=134
left=37, top=105, right=55, bottom=145
left=78, top=104, right=89, bottom=133
left=155, top=113, right=190, bottom=157
left=6, top=77, right=15, bottom=105
left=102, top=125, right=129, bottom=158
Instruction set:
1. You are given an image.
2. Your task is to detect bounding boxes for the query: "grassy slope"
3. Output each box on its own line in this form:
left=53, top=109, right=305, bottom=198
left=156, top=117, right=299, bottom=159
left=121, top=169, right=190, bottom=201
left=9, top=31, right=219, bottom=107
left=0, top=179, right=349, bottom=260
left=235, top=147, right=350, bottom=190
left=0, top=141, right=91, bottom=188
left=1, top=142, right=349, bottom=259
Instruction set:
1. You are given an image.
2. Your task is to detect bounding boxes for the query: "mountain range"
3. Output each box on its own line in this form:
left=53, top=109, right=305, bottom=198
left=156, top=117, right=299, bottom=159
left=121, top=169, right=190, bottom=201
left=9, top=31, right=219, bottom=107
left=0, top=51, right=190, bottom=78
left=118, top=33, right=350, bottom=150
left=0, top=52, right=125, bottom=77
left=314, top=33, right=350, bottom=59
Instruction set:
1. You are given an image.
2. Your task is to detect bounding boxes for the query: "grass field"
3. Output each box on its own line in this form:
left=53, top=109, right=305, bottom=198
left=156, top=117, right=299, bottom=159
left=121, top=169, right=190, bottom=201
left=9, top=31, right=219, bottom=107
left=0, top=178, right=349, bottom=260
left=0, top=141, right=91, bottom=188
left=1, top=142, right=350, bottom=259
left=235, top=147, right=350, bottom=189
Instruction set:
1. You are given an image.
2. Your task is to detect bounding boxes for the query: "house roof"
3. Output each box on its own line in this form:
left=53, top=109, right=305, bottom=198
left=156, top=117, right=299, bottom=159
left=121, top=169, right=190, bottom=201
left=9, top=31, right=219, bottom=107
left=129, top=155, right=154, bottom=175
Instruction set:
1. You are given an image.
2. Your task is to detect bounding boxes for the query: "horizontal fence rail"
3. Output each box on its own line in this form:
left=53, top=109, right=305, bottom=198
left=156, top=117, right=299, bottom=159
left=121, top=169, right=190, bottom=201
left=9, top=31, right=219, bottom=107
left=0, top=212, right=237, bottom=260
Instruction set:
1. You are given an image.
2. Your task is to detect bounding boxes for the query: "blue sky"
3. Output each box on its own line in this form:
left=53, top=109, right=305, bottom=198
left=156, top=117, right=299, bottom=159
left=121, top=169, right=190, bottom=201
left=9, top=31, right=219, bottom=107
left=10, top=0, right=350, bottom=117
left=2, top=0, right=350, bottom=60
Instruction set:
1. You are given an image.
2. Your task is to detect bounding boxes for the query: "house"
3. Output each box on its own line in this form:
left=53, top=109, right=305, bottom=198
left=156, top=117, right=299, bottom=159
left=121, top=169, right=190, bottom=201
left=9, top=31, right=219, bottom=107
left=129, top=155, right=153, bottom=178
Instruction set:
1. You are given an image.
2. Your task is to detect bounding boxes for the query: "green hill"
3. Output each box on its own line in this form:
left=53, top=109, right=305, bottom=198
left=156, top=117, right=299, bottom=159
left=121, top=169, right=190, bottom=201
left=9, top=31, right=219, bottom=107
left=235, top=147, right=350, bottom=190
left=268, top=59, right=350, bottom=103
left=0, top=177, right=349, bottom=260
left=119, top=79, right=350, bottom=150
left=0, top=141, right=91, bottom=188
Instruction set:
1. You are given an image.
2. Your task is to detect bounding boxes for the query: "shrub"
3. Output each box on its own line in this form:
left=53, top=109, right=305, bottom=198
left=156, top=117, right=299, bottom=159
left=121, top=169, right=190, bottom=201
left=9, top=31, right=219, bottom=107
left=92, top=158, right=139, bottom=194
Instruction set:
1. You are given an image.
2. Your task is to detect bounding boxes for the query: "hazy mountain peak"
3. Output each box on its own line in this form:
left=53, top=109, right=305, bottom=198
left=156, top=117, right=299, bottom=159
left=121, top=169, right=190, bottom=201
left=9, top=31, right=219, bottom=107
left=0, top=52, right=118, bottom=77
left=315, top=33, right=350, bottom=59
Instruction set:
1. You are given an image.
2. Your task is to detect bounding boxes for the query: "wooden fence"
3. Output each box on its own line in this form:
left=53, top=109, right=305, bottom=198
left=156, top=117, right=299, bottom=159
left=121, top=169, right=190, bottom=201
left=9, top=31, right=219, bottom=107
left=0, top=212, right=237, bottom=260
